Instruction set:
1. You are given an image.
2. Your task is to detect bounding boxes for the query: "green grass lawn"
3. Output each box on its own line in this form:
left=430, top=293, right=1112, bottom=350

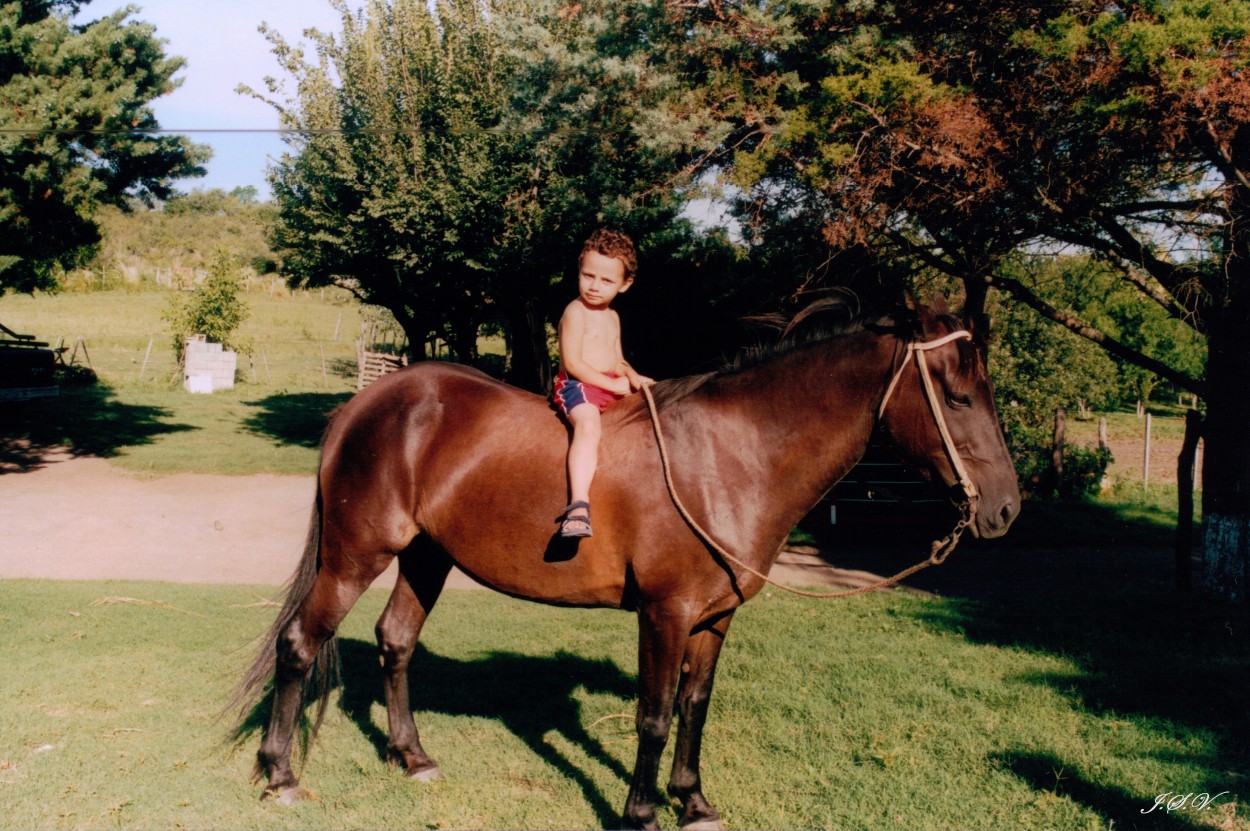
left=1, top=579, right=1245, bottom=830
left=1, top=288, right=363, bottom=475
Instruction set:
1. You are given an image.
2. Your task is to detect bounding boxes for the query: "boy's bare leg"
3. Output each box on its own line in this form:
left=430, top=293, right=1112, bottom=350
left=565, top=403, right=601, bottom=533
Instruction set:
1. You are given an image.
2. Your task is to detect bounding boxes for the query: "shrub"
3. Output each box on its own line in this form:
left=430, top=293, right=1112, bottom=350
left=163, top=253, right=250, bottom=361
left=1061, top=444, right=1114, bottom=498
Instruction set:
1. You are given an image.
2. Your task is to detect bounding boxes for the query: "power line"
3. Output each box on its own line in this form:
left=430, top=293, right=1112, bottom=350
left=0, top=125, right=583, bottom=136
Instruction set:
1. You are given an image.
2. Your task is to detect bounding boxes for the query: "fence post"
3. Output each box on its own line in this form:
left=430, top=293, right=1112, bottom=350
left=1051, top=407, right=1066, bottom=496
left=1098, top=417, right=1108, bottom=451
left=1143, top=412, right=1153, bottom=493
left=1176, top=410, right=1203, bottom=592
left=137, top=336, right=153, bottom=380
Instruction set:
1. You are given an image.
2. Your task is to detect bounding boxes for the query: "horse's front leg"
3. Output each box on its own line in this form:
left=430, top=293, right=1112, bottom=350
left=623, top=603, right=690, bottom=830
left=667, top=613, right=735, bottom=831
left=376, top=545, right=452, bottom=781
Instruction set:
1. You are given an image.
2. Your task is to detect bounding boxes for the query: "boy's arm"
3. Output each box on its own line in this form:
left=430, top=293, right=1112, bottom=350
left=560, top=305, right=632, bottom=394
left=614, top=320, right=655, bottom=391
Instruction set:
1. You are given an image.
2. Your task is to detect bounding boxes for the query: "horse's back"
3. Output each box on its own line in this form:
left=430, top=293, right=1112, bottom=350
left=317, top=363, right=660, bottom=606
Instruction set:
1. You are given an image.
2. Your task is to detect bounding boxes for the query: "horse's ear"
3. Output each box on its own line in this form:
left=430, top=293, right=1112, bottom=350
left=927, top=293, right=950, bottom=315
left=903, top=290, right=918, bottom=311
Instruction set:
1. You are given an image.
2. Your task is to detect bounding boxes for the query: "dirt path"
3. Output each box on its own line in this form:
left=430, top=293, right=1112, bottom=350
left=0, top=451, right=855, bottom=591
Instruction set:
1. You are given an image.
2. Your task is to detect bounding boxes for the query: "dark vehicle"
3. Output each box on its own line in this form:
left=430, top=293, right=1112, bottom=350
left=0, top=322, right=59, bottom=403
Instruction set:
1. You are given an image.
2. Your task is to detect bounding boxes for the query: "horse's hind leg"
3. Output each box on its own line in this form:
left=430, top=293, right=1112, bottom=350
left=666, top=613, right=735, bottom=831
left=258, top=556, right=392, bottom=802
left=376, top=542, right=452, bottom=781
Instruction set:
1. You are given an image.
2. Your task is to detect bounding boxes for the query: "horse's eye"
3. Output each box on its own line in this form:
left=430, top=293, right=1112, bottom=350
left=947, top=392, right=973, bottom=409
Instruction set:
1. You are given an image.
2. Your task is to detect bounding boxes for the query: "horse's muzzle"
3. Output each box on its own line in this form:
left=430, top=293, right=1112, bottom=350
left=974, top=495, right=1020, bottom=539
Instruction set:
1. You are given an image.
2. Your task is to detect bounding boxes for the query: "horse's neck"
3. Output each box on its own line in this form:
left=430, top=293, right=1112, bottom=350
left=717, top=331, right=889, bottom=476
left=666, top=332, right=895, bottom=555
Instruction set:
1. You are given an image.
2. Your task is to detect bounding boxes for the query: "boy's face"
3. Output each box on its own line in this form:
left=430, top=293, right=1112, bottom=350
left=577, top=249, right=632, bottom=309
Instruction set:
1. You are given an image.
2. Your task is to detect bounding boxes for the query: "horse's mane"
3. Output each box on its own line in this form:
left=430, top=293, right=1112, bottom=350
left=648, top=290, right=921, bottom=410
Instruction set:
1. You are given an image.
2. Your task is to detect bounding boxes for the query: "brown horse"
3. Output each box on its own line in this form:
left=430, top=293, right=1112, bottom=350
left=233, top=299, right=1020, bottom=829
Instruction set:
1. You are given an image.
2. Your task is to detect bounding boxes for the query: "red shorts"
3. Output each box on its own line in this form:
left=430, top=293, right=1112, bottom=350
left=553, top=371, right=624, bottom=417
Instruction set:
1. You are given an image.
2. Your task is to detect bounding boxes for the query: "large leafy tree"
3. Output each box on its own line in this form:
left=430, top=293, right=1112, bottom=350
left=253, top=0, right=713, bottom=391
left=685, top=0, right=1250, bottom=599
left=0, top=0, right=208, bottom=293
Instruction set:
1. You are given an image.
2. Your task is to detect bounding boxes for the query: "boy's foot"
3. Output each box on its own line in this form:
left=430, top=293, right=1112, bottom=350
left=560, top=501, right=593, bottom=538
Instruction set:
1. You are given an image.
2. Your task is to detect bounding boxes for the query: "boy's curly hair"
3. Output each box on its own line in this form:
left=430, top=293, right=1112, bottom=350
left=580, top=228, right=637, bottom=282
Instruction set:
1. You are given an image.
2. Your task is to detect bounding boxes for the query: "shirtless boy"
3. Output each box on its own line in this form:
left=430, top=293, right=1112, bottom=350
left=553, top=229, right=653, bottom=538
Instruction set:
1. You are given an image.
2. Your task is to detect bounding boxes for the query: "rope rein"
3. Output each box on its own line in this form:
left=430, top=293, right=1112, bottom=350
left=640, top=330, right=980, bottom=600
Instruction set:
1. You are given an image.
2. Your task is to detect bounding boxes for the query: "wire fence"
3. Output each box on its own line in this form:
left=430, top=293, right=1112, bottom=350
left=53, top=333, right=364, bottom=392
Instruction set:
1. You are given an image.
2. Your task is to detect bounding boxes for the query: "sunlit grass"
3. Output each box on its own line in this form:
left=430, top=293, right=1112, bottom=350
left=0, top=579, right=1245, bottom=830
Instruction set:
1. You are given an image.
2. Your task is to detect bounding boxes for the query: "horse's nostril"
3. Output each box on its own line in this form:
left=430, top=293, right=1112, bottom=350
left=998, top=499, right=1019, bottom=528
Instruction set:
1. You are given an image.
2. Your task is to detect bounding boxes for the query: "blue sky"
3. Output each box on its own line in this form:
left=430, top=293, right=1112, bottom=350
left=74, top=0, right=361, bottom=198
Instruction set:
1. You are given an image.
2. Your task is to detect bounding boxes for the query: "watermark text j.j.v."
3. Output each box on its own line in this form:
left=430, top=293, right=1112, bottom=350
left=1142, top=791, right=1229, bottom=815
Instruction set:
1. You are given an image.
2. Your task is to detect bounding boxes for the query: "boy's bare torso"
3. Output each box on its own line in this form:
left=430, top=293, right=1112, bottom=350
left=560, top=300, right=622, bottom=377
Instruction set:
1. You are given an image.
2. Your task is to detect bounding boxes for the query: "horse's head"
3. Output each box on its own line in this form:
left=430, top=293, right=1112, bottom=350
left=877, top=298, right=1020, bottom=539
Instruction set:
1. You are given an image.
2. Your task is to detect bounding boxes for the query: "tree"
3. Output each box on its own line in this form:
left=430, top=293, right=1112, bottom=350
left=0, top=0, right=209, bottom=293
left=684, top=0, right=1250, bottom=599
left=251, top=0, right=712, bottom=391
left=1005, top=0, right=1250, bottom=598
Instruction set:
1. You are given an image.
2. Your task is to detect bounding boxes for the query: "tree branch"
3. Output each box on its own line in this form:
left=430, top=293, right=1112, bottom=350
left=1104, top=258, right=1206, bottom=333
left=1108, top=197, right=1226, bottom=219
left=991, top=273, right=1205, bottom=397
left=884, top=228, right=967, bottom=280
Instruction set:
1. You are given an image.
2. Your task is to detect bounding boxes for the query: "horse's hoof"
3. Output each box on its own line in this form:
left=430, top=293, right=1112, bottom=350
left=262, top=786, right=312, bottom=805
left=681, top=819, right=726, bottom=831
left=406, top=764, right=445, bottom=783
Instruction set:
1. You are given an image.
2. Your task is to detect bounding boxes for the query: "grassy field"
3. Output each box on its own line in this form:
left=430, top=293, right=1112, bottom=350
left=1, top=574, right=1246, bottom=831
left=0, top=287, right=517, bottom=476
left=1, top=288, right=364, bottom=475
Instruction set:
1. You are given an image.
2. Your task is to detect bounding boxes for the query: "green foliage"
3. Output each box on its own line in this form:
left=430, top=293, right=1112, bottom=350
left=1062, top=444, right=1115, bottom=498
left=996, top=254, right=1205, bottom=406
left=988, top=261, right=1118, bottom=476
left=162, top=254, right=250, bottom=360
left=84, top=189, right=278, bottom=287
left=0, top=0, right=210, bottom=294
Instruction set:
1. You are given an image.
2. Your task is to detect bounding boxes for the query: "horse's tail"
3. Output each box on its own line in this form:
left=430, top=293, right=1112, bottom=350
left=227, top=487, right=340, bottom=750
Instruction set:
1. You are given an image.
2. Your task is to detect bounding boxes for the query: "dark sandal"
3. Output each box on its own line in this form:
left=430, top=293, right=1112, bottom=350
left=559, top=501, right=593, bottom=538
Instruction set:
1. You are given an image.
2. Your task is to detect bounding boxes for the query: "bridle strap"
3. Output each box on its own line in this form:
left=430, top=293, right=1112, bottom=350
left=877, top=330, right=979, bottom=504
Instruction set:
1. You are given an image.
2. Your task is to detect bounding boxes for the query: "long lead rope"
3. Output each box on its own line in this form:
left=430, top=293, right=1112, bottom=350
left=640, top=332, right=979, bottom=600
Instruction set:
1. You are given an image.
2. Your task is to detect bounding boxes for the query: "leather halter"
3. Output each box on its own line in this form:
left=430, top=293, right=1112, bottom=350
left=877, top=329, right=980, bottom=505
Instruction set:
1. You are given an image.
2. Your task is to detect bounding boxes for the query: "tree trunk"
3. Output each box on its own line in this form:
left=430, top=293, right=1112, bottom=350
left=502, top=296, right=553, bottom=394
left=961, top=273, right=993, bottom=352
left=447, top=316, right=479, bottom=367
left=1199, top=129, right=1250, bottom=602
left=1176, top=409, right=1202, bottom=592
left=1199, top=312, right=1250, bottom=601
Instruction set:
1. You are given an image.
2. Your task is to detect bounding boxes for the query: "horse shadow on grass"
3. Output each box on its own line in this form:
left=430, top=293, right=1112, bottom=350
left=994, top=750, right=1232, bottom=831
left=240, top=392, right=351, bottom=448
left=237, top=638, right=638, bottom=827
left=0, top=381, right=194, bottom=473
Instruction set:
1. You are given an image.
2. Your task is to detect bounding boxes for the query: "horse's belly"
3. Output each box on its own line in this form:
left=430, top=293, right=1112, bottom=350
left=443, top=537, right=629, bottom=608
